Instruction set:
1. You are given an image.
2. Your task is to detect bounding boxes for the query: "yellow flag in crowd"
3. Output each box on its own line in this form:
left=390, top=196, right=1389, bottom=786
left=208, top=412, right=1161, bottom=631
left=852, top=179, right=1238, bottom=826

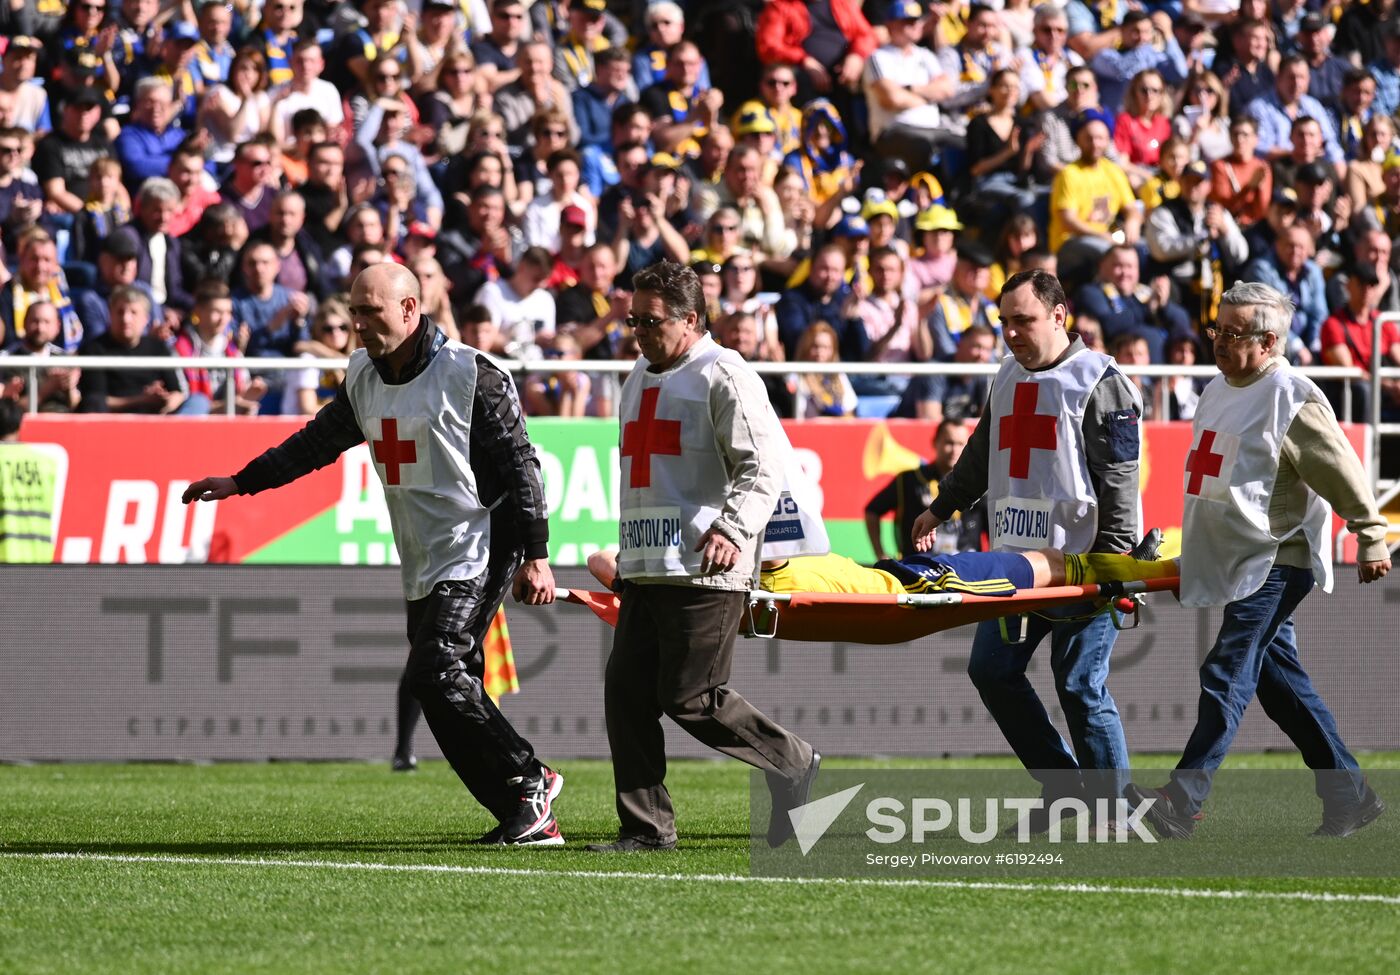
left=484, top=607, right=519, bottom=702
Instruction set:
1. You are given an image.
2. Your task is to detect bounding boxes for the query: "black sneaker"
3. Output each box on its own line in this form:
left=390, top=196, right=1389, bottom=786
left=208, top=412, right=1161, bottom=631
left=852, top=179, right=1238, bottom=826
left=1313, top=786, right=1385, bottom=838
left=766, top=751, right=822, bottom=848
left=1124, top=783, right=1199, bottom=840
left=390, top=753, right=417, bottom=772
left=1130, top=528, right=1164, bottom=561
left=498, top=765, right=565, bottom=845
left=584, top=834, right=678, bottom=853
left=470, top=824, right=505, bottom=845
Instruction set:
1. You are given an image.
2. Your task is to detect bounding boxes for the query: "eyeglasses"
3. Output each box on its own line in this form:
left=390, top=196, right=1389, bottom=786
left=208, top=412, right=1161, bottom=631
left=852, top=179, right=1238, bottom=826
left=1203, top=326, right=1269, bottom=344
left=626, top=314, right=673, bottom=329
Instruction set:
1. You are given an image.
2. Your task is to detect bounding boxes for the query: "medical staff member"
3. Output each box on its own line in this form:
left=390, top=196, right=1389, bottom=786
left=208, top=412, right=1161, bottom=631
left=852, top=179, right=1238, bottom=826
left=913, top=268, right=1144, bottom=826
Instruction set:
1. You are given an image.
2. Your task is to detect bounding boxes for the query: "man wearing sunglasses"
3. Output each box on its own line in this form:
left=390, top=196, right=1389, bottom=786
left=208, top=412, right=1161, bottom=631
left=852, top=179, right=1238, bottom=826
left=1127, top=281, right=1391, bottom=840
left=183, top=262, right=566, bottom=846
left=592, top=260, right=820, bottom=852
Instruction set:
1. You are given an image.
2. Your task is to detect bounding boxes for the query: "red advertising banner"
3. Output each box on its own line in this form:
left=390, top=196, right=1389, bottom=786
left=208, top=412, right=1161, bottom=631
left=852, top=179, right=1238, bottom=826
left=17, top=416, right=1371, bottom=565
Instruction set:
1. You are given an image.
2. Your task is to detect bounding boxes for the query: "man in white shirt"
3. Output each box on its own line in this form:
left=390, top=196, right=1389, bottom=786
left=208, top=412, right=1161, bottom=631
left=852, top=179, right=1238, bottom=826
left=863, top=1, right=954, bottom=170
left=476, top=247, right=557, bottom=356
left=1019, top=5, right=1084, bottom=114
left=269, top=39, right=345, bottom=146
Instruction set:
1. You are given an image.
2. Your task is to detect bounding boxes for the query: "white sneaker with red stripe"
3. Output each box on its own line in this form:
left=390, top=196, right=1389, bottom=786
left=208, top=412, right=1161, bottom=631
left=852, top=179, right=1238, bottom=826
left=497, top=765, right=565, bottom=846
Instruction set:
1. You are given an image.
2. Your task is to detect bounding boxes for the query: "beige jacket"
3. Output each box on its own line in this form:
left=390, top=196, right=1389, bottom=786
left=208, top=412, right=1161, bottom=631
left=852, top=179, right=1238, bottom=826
left=1229, top=359, right=1390, bottom=568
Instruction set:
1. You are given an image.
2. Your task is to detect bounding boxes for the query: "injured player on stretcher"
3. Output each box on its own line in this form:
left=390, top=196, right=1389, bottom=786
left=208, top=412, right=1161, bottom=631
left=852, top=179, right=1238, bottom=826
left=586, top=543, right=1176, bottom=598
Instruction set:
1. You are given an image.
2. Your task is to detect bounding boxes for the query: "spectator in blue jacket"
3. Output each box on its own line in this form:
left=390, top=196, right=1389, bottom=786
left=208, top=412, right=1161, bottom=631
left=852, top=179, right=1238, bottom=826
left=1073, top=245, right=1191, bottom=363
left=573, top=48, right=634, bottom=152
left=1240, top=223, right=1328, bottom=363
left=774, top=243, right=865, bottom=361
left=112, top=79, right=186, bottom=194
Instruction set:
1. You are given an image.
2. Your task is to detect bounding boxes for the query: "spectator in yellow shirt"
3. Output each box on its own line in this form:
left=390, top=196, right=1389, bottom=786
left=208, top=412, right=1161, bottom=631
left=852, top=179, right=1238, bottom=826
left=1050, top=108, right=1141, bottom=285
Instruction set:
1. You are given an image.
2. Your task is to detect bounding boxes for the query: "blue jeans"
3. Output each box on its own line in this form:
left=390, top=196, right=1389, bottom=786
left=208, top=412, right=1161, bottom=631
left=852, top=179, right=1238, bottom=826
left=967, top=604, right=1128, bottom=801
left=176, top=393, right=212, bottom=416
left=1167, top=565, right=1363, bottom=815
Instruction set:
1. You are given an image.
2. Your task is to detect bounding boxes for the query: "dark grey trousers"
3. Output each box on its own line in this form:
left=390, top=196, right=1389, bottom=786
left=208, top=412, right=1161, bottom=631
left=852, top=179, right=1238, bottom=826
left=604, top=581, right=814, bottom=842
left=403, top=526, right=536, bottom=822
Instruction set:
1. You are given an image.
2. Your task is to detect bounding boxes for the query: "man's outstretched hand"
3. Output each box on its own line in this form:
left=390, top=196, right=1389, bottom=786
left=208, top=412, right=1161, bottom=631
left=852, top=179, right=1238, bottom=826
left=182, top=477, right=239, bottom=503
left=910, top=510, right=943, bottom=553
left=512, top=558, right=556, bottom=605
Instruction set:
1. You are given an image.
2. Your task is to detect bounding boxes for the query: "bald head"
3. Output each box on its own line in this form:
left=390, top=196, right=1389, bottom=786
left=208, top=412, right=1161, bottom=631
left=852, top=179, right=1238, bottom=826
left=350, top=261, right=424, bottom=366
left=355, top=261, right=422, bottom=305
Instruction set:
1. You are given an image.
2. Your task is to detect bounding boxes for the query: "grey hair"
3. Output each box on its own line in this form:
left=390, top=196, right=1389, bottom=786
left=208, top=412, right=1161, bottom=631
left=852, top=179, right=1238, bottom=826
left=1033, top=4, right=1067, bottom=26
left=109, top=284, right=152, bottom=316
left=133, top=77, right=173, bottom=103
left=1219, top=281, right=1293, bottom=352
left=137, top=177, right=181, bottom=206
left=647, top=1, right=683, bottom=27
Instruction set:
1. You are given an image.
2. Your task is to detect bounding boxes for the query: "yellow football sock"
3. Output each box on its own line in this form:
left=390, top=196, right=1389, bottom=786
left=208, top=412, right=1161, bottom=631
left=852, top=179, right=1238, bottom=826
left=1064, top=553, right=1177, bottom=585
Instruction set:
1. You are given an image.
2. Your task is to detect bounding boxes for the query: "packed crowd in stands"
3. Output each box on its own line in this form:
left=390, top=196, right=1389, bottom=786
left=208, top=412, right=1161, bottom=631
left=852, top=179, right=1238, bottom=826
left=0, top=0, right=1399, bottom=423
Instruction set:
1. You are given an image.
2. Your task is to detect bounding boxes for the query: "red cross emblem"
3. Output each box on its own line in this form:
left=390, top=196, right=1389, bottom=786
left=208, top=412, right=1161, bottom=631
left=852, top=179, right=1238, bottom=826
left=999, top=382, right=1058, bottom=480
left=621, top=387, right=682, bottom=488
left=1185, top=429, right=1225, bottom=496
left=372, top=418, right=418, bottom=486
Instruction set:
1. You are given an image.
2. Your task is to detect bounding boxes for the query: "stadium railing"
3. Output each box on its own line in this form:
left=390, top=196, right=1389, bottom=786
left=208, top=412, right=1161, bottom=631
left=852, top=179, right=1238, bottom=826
left=15, top=355, right=1395, bottom=498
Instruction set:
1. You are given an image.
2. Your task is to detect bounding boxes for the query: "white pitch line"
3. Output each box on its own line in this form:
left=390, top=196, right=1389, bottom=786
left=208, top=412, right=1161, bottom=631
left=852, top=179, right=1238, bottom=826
left=2, top=851, right=1399, bottom=907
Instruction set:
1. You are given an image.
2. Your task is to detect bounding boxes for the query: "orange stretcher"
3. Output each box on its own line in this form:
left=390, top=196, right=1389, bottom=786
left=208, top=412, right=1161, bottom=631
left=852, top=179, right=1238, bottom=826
left=558, top=577, right=1181, bottom=645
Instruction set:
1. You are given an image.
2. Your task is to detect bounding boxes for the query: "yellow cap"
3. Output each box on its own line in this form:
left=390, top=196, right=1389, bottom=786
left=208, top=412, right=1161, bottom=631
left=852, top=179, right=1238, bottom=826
left=915, top=205, right=962, bottom=232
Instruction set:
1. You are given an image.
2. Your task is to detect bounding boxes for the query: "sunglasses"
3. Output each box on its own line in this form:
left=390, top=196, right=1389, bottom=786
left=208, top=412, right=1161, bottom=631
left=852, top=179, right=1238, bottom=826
left=625, top=314, right=672, bottom=329
left=78, top=2, right=106, bottom=10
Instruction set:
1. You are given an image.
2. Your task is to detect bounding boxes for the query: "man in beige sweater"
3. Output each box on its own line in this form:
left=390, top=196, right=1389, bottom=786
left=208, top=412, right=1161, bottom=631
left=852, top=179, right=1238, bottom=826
left=588, top=261, right=819, bottom=853
left=1127, top=282, right=1392, bottom=840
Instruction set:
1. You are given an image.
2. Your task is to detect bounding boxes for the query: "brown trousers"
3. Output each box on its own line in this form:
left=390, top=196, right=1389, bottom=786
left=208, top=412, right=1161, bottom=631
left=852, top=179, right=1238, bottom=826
left=604, top=581, right=814, bottom=842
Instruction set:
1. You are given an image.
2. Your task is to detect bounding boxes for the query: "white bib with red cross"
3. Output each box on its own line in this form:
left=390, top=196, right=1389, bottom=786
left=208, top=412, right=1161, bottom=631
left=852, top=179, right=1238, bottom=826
left=346, top=342, right=490, bottom=600
left=1179, top=362, right=1333, bottom=607
left=986, top=347, right=1120, bottom=553
left=616, top=334, right=827, bottom=579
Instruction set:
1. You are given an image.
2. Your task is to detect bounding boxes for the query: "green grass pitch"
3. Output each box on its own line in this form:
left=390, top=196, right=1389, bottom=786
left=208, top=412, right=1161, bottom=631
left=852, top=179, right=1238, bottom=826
left=2, top=755, right=1398, bottom=974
